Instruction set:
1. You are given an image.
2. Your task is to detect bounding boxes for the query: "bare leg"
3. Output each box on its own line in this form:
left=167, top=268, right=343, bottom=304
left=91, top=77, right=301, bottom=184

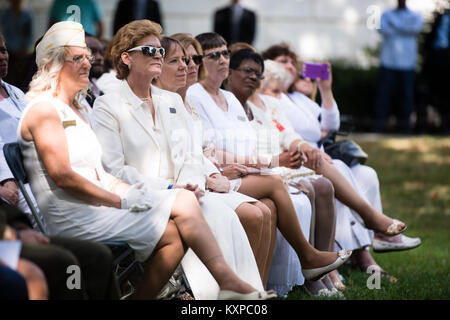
left=234, top=202, right=265, bottom=281
left=302, top=178, right=339, bottom=293
left=257, top=198, right=277, bottom=287
left=134, top=220, right=187, bottom=299
left=17, top=258, right=48, bottom=300
left=169, top=190, right=258, bottom=294
left=310, top=159, right=405, bottom=235
left=238, top=174, right=341, bottom=270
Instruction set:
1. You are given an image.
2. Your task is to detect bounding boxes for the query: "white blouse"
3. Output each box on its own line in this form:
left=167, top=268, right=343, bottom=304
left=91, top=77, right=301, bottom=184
left=279, top=92, right=340, bottom=148
left=186, top=83, right=258, bottom=160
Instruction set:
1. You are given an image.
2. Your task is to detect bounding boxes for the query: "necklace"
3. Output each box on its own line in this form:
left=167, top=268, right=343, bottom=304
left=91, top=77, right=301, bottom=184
left=141, top=96, right=152, bottom=102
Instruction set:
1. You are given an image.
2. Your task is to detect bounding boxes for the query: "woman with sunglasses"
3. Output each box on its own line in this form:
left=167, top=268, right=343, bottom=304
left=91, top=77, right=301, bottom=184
left=261, top=44, right=418, bottom=282
left=161, top=33, right=278, bottom=289
left=149, top=35, right=269, bottom=298
left=91, top=20, right=275, bottom=300
left=186, top=31, right=353, bottom=288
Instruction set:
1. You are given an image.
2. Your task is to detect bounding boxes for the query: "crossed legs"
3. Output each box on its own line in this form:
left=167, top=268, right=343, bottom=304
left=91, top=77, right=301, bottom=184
left=134, top=190, right=258, bottom=299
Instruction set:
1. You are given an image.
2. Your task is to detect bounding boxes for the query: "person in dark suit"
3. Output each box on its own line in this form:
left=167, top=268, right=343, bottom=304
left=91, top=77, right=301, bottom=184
left=113, top=0, right=163, bottom=35
left=0, top=199, right=120, bottom=300
left=214, top=0, right=256, bottom=45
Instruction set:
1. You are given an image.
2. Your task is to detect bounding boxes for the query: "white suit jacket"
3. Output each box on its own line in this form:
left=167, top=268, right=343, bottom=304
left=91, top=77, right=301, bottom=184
left=92, top=80, right=206, bottom=190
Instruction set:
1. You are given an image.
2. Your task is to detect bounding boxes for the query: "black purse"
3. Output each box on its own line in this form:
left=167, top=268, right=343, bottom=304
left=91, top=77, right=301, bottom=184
left=320, top=130, right=368, bottom=167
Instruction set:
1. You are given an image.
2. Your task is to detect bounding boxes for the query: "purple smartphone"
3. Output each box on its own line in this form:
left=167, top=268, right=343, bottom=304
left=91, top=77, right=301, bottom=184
left=302, top=63, right=330, bottom=80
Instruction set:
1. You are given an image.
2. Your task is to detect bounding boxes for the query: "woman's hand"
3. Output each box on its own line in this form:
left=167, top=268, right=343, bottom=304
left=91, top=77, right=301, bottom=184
left=174, top=183, right=205, bottom=201
left=299, top=143, right=323, bottom=171
left=0, top=180, right=19, bottom=206
left=220, top=164, right=248, bottom=180
left=207, top=174, right=230, bottom=193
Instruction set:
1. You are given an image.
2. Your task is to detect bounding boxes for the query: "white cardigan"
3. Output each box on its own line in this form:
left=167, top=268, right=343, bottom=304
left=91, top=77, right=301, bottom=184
left=92, top=80, right=206, bottom=190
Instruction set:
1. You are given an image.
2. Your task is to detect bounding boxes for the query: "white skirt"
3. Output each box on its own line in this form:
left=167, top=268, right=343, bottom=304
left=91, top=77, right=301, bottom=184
left=180, top=192, right=264, bottom=300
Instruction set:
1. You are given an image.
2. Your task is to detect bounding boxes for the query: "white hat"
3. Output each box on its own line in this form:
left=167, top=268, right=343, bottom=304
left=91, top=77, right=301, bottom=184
left=36, top=21, right=86, bottom=67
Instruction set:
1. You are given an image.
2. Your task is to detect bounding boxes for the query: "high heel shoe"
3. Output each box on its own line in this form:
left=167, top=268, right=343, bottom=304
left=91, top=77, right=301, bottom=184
left=218, top=290, right=277, bottom=300
left=302, top=250, right=352, bottom=281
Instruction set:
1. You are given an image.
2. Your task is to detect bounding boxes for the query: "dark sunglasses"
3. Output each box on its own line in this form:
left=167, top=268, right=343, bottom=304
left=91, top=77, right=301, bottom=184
left=184, top=55, right=203, bottom=66
left=299, top=74, right=316, bottom=82
left=204, top=50, right=231, bottom=60
left=127, top=45, right=165, bottom=58
left=235, top=67, right=265, bottom=80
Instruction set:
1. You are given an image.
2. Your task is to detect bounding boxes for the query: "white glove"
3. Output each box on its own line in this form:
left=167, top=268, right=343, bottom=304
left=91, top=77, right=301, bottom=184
left=121, top=182, right=153, bottom=212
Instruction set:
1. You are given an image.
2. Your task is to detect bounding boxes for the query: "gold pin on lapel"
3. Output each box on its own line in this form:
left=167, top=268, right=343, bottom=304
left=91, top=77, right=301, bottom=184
left=62, top=120, right=77, bottom=128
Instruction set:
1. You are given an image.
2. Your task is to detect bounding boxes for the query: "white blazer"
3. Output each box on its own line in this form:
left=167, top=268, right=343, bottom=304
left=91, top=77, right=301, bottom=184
left=92, top=80, right=206, bottom=190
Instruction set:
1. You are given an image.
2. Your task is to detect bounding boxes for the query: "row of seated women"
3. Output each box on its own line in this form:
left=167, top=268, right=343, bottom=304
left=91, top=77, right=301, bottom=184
left=10, top=19, right=418, bottom=299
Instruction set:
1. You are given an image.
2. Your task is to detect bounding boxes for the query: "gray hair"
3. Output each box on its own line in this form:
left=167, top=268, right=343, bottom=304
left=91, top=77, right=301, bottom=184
left=260, top=59, right=294, bottom=92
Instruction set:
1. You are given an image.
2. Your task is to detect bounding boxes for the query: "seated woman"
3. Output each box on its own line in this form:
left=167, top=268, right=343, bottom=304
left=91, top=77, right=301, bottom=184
left=186, top=31, right=353, bottom=289
left=92, top=20, right=268, bottom=300
left=261, top=43, right=418, bottom=280
left=19, top=21, right=269, bottom=300
left=154, top=34, right=276, bottom=288
left=225, top=49, right=343, bottom=297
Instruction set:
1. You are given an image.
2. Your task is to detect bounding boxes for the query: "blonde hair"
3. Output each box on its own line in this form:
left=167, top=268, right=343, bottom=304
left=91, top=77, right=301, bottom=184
left=26, top=46, right=87, bottom=109
left=110, top=19, right=163, bottom=80
left=171, top=33, right=207, bottom=80
left=261, top=59, right=293, bottom=92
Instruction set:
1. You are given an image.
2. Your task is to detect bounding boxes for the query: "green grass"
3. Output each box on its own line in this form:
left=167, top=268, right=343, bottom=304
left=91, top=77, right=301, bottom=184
left=285, top=134, right=450, bottom=300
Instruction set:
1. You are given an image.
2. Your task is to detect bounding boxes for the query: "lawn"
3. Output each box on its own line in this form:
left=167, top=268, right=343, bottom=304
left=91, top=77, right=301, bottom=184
left=285, top=134, right=450, bottom=300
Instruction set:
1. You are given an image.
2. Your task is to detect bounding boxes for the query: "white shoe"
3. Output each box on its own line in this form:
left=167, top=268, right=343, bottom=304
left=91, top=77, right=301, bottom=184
left=372, top=235, right=421, bottom=253
left=302, top=250, right=352, bottom=281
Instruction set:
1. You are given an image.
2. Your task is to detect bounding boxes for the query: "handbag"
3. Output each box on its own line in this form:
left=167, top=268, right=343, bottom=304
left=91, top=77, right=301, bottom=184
left=321, top=130, right=368, bottom=167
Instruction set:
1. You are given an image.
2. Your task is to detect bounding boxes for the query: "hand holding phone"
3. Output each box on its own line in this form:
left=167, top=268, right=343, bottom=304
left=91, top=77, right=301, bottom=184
left=302, top=62, right=330, bottom=80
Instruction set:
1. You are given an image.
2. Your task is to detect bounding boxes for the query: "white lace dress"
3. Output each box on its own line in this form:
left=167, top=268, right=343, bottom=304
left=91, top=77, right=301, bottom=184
left=18, top=93, right=180, bottom=262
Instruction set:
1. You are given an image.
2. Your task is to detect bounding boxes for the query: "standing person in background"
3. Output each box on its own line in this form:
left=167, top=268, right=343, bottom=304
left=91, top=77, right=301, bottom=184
left=373, top=0, right=423, bottom=133
left=214, top=0, right=256, bottom=46
left=113, top=0, right=163, bottom=35
left=48, top=0, right=104, bottom=39
left=0, top=0, right=33, bottom=90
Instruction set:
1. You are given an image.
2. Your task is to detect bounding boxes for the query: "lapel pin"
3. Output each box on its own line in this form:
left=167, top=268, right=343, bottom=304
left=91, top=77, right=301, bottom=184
left=170, top=107, right=177, bottom=114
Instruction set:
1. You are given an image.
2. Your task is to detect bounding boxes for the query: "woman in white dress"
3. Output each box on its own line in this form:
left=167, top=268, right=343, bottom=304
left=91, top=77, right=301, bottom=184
left=91, top=20, right=272, bottom=300
left=224, top=49, right=343, bottom=297
left=260, top=43, right=419, bottom=281
left=186, top=32, right=354, bottom=288
left=19, top=21, right=271, bottom=300
left=155, top=34, right=276, bottom=288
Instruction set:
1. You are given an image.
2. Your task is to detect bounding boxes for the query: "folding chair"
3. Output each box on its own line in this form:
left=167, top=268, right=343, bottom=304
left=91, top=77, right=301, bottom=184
left=2, top=142, right=143, bottom=294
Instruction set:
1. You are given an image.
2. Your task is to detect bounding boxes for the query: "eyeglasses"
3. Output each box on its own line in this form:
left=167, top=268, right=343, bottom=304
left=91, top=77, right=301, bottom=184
left=204, top=50, right=231, bottom=60
left=127, top=45, right=165, bottom=58
left=65, top=53, right=95, bottom=65
left=184, top=55, right=203, bottom=66
left=234, top=67, right=265, bottom=80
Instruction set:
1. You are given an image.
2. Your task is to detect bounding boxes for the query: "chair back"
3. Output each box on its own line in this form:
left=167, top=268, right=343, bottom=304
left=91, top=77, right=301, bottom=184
left=3, top=142, right=47, bottom=234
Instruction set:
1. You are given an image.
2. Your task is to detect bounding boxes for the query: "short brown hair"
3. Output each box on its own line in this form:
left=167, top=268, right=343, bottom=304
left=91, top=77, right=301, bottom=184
left=261, top=43, right=299, bottom=67
left=171, top=33, right=207, bottom=81
left=110, top=19, right=163, bottom=80
left=195, top=32, right=227, bottom=52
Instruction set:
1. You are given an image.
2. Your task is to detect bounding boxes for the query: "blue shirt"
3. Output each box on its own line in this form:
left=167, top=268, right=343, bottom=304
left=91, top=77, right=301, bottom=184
left=433, top=11, right=450, bottom=50
left=0, top=9, right=33, bottom=53
left=379, top=7, right=423, bottom=70
left=49, top=0, right=102, bottom=36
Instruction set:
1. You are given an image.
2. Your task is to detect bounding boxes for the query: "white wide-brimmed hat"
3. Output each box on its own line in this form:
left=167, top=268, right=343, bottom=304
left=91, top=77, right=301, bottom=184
left=36, top=21, right=86, bottom=67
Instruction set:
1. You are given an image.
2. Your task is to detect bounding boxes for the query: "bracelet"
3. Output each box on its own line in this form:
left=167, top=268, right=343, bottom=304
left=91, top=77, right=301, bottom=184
left=167, top=184, right=173, bottom=189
